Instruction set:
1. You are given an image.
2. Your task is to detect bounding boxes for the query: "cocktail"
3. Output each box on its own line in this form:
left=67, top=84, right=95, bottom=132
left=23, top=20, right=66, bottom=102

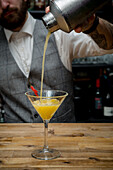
left=25, top=90, right=68, bottom=160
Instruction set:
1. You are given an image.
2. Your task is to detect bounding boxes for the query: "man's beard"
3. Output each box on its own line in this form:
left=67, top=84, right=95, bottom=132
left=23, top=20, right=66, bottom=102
left=0, top=1, right=28, bottom=31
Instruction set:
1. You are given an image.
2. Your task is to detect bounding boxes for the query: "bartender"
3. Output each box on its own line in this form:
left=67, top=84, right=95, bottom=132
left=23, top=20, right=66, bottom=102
left=0, top=0, right=113, bottom=123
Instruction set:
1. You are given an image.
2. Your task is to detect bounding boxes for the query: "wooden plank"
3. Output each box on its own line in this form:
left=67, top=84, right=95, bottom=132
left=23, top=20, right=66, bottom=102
left=0, top=157, right=113, bottom=168
left=0, top=123, right=113, bottom=169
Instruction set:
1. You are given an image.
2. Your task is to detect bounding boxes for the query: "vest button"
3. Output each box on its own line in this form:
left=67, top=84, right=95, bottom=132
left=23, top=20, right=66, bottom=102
left=34, top=114, right=38, bottom=118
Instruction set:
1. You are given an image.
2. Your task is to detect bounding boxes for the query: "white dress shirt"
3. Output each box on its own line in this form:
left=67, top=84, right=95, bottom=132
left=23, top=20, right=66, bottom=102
left=4, top=13, right=113, bottom=77
left=54, top=30, right=113, bottom=72
left=4, top=12, right=36, bottom=78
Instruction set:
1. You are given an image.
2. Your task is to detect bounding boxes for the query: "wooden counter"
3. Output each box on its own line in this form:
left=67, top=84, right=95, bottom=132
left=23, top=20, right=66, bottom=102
left=0, top=123, right=113, bottom=169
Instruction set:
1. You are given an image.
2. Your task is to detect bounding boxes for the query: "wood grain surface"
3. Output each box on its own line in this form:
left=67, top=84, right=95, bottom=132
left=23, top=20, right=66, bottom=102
left=0, top=123, right=113, bottom=169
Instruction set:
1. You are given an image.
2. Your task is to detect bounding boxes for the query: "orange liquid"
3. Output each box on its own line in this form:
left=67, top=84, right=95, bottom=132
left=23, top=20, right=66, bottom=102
left=40, top=31, right=51, bottom=97
left=33, top=99, right=60, bottom=120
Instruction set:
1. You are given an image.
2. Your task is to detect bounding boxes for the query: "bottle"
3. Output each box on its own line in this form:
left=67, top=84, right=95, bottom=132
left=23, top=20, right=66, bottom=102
left=0, top=105, right=5, bottom=123
left=34, top=0, right=45, bottom=11
left=103, top=79, right=113, bottom=118
left=45, top=0, right=50, bottom=8
left=28, top=0, right=35, bottom=10
left=94, top=78, right=103, bottom=119
left=100, top=68, right=108, bottom=100
left=42, top=0, right=110, bottom=33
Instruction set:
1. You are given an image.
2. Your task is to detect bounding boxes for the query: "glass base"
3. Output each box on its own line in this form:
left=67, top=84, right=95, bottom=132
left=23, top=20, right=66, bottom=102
left=31, top=148, right=61, bottom=160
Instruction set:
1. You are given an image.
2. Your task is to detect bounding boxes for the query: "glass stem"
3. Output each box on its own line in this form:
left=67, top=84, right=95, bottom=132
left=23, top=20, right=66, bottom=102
left=43, top=120, right=49, bottom=150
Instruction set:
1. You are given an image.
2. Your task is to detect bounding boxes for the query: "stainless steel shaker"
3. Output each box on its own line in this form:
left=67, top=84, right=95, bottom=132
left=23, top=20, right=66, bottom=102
left=42, top=0, right=110, bottom=33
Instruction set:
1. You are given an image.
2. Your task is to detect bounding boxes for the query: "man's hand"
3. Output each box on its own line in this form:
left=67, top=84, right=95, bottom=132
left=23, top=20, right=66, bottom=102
left=74, top=14, right=96, bottom=33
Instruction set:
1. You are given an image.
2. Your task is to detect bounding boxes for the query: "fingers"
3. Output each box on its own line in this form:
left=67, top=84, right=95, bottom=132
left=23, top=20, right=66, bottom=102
left=74, top=26, right=82, bottom=33
left=74, top=14, right=96, bottom=33
left=45, top=6, right=50, bottom=13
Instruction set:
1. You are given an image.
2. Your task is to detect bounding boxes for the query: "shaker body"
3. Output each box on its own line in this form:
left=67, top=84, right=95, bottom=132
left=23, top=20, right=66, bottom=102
left=42, top=0, right=110, bottom=33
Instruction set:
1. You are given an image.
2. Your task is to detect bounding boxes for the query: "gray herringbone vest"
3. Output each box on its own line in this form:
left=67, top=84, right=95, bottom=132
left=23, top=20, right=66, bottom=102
left=0, top=20, right=75, bottom=123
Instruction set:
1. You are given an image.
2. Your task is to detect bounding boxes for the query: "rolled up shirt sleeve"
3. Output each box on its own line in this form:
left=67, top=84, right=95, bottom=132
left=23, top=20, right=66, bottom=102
left=54, top=30, right=113, bottom=72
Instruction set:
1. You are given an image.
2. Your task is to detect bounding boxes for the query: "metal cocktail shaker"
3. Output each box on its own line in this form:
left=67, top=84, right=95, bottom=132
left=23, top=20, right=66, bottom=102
left=42, top=0, right=110, bottom=33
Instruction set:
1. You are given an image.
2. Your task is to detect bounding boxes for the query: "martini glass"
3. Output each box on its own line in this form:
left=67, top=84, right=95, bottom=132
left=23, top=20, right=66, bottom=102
left=25, top=90, right=68, bottom=160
